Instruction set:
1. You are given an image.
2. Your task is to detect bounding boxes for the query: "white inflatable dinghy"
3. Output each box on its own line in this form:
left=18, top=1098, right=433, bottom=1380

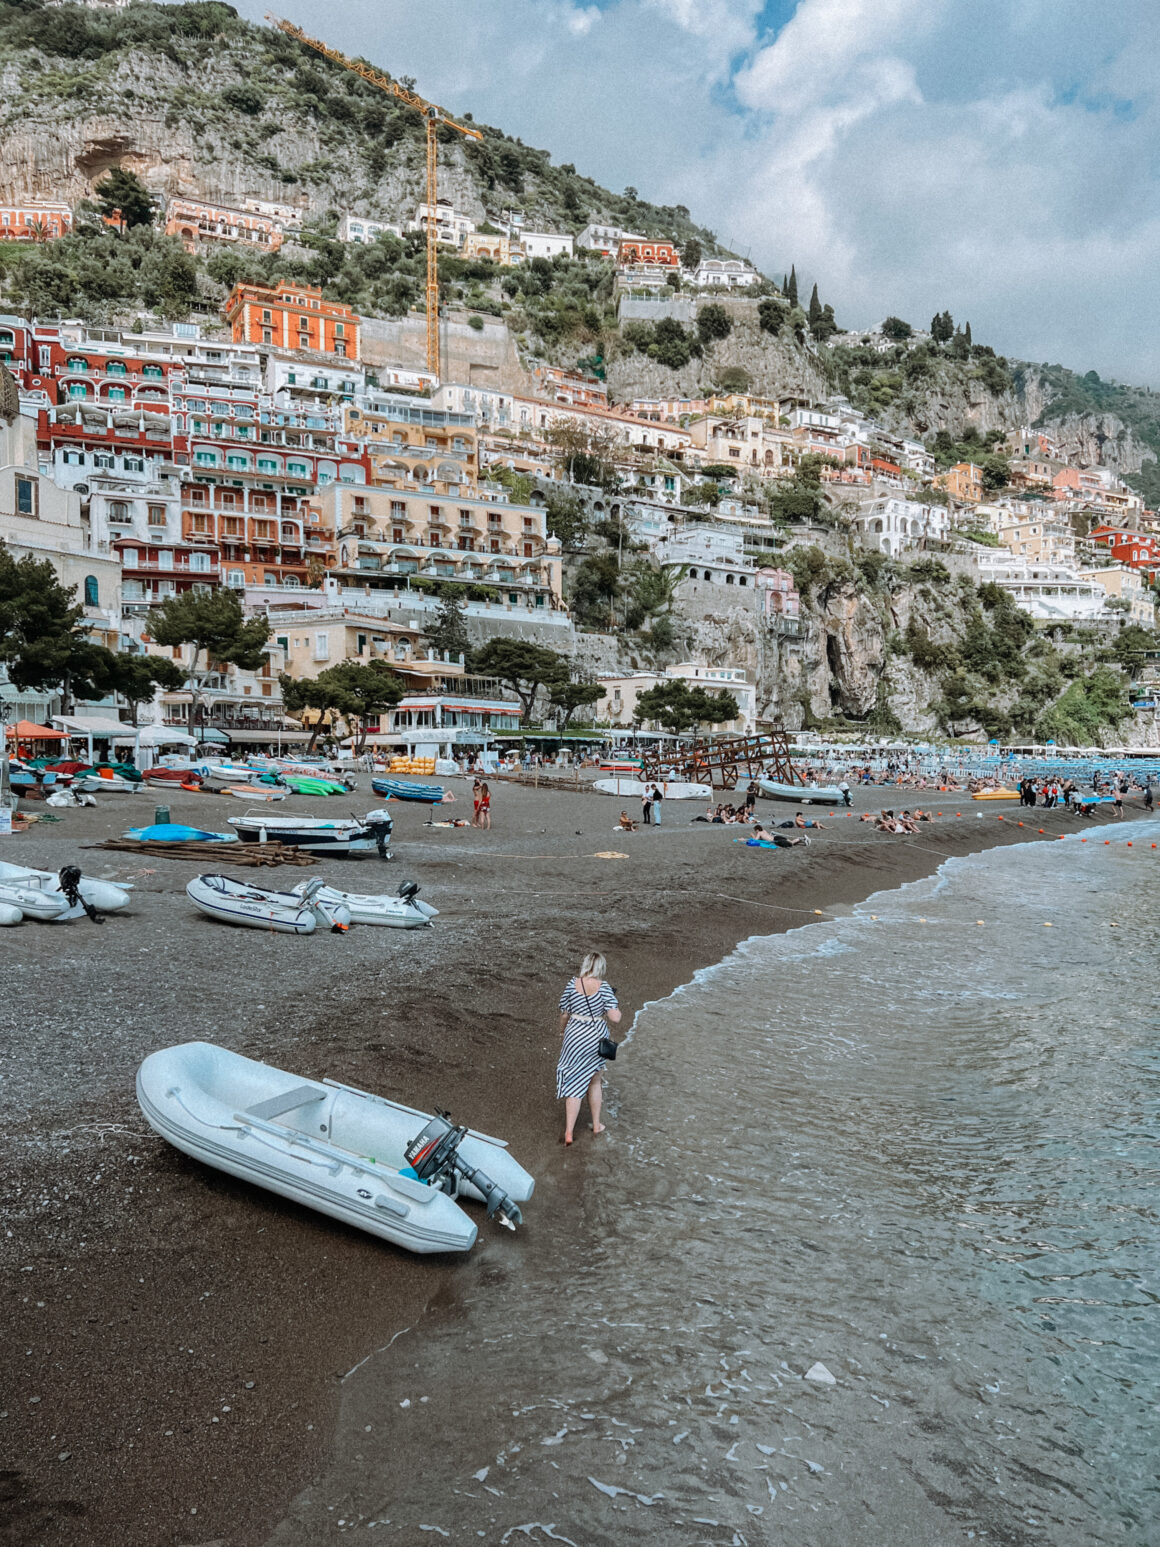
left=289, top=877, right=437, bottom=928
left=0, top=861, right=132, bottom=913
left=0, top=880, right=75, bottom=922
left=186, top=874, right=350, bottom=934
left=0, top=901, right=25, bottom=926
left=136, top=1041, right=533, bottom=1253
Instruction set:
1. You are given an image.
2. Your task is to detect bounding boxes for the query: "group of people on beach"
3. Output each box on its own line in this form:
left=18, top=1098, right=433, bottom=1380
left=864, top=808, right=936, bottom=833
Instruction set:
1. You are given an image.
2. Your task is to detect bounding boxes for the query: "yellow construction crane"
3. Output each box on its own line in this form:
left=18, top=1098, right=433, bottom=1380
left=266, top=13, right=482, bottom=378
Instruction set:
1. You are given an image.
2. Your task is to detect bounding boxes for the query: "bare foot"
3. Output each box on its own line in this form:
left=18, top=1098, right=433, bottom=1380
left=592, top=1124, right=606, bottom=1135
left=562, top=1134, right=573, bottom=1146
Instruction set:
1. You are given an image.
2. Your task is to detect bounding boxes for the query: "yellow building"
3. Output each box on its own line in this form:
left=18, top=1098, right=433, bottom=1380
left=269, top=609, right=425, bottom=680
left=463, top=231, right=512, bottom=264
left=317, top=483, right=563, bottom=608
left=344, top=396, right=479, bottom=490
left=1081, top=565, right=1156, bottom=627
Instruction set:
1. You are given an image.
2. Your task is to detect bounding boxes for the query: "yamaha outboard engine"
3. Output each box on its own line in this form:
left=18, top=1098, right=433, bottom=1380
left=397, top=880, right=419, bottom=903
left=362, top=809, right=393, bottom=860
left=404, top=1113, right=523, bottom=1230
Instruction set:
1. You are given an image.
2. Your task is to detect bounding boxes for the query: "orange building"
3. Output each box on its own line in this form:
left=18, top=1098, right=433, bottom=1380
left=0, top=200, right=72, bottom=241
left=224, top=281, right=361, bottom=360
left=934, top=461, right=985, bottom=502
left=617, top=237, right=679, bottom=268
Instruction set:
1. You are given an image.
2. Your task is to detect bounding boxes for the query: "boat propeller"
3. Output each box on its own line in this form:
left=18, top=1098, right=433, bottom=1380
left=404, top=1112, right=522, bottom=1230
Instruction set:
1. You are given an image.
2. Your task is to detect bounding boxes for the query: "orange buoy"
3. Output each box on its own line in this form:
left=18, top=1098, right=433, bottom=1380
left=1038, top=828, right=1045, bottom=834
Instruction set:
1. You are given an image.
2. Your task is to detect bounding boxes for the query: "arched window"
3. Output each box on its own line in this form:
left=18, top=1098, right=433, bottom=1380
left=84, top=575, right=99, bottom=607
left=687, top=568, right=698, bottom=580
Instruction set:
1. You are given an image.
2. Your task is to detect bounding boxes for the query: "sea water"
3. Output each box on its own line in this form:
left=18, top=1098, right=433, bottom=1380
left=268, top=826, right=1160, bottom=1546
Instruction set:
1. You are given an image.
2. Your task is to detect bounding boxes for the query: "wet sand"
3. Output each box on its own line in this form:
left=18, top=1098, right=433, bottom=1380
left=0, top=779, right=1126, bottom=1546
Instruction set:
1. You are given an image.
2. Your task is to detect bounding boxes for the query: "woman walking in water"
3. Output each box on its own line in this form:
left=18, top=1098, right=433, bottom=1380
left=557, top=951, right=621, bottom=1145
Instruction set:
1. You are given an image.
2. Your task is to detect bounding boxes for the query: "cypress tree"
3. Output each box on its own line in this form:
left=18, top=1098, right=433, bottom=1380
left=965, top=320, right=972, bottom=347
left=787, top=265, right=798, bottom=307
left=782, top=273, right=788, bottom=296
left=808, top=282, right=822, bottom=327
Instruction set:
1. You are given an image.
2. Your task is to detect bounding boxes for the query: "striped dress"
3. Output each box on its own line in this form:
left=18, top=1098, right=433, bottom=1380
left=556, top=977, right=619, bottom=1099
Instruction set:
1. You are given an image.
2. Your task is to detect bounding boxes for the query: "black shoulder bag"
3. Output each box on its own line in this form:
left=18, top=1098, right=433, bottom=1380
left=581, top=980, right=620, bottom=1061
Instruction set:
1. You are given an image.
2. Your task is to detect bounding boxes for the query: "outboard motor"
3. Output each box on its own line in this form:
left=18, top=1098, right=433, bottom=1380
left=404, top=1113, right=523, bottom=1231
left=362, top=809, right=393, bottom=860
left=396, top=880, right=420, bottom=903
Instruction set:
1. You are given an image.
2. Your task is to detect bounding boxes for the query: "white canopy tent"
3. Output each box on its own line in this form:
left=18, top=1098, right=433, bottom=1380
left=137, top=725, right=196, bottom=748
left=51, top=714, right=139, bottom=765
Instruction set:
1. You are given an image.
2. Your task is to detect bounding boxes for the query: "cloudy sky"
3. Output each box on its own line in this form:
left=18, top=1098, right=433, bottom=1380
left=234, top=0, right=1160, bottom=385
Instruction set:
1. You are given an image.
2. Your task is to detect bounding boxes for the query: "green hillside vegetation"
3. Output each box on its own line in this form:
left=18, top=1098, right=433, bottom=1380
left=0, top=0, right=723, bottom=249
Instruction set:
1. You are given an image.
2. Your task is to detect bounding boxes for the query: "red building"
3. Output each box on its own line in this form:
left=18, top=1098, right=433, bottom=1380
left=1089, top=524, right=1160, bottom=578
left=224, top=281, right=360, bottom=359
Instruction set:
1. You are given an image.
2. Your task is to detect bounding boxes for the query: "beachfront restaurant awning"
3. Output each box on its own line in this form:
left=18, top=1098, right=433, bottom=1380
left=52, top=714, right=139, bottom=762
left=195, top=728, right=230, bottom=744
left=225, top=728, right=311, bottom=743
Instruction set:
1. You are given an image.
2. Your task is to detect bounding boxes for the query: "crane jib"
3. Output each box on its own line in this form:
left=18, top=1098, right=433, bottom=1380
left=264, top=11, right=482, bottom=378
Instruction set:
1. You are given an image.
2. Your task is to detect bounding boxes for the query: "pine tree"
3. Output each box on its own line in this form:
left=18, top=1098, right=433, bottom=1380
left=787, top=265, right=798, bottom=307
left=808, top=282, right=823, bottom=328
left=930, top=310, right=954, bottom=344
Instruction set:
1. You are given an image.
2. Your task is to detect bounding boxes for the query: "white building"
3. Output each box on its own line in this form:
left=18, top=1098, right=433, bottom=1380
left=516, top=230, right=574, bottom=261
left=337, top=214, right=401, bottom=245
left=264, top=353, right=366, bottom=405
left=690, top=258, right=759, bottom=288
left=407, top=201, right=475, bottom=247
left=660, top=525, right=758, bottom=590
left=596, top=662, right=756, bottom=733
left=576, top=223, right=629, bottom=256
left=975, top=550, right=1110, bottom=622
left=855, top=496, right=949, bottom=556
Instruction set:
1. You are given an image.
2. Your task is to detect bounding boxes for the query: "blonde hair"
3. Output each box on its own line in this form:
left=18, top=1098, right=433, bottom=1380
left=579, top=951, right=607, bottom=981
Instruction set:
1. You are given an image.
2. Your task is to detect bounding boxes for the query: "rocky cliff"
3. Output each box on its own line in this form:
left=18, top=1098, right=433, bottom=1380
left=0, top=2, right=720, bottom=247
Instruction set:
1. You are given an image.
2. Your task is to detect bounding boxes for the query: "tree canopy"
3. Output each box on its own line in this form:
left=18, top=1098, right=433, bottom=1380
left=280, top=660, right=403, bottom=751
left=469, top=638, right=568, bottom=719
left=107, top=651, right=188, bottom=724
left=145, top=589, right=270, bottom=719
left=0, top=543, right=116, bottom=710
left=425, top=590, right=469, bottom=658
left=633, top=679, right=740, bottom=734
left=94, top=167, right=155, bottom=229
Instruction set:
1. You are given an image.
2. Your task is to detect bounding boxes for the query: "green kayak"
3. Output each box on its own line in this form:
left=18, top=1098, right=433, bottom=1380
left=282, top=774, right=348, bottom=796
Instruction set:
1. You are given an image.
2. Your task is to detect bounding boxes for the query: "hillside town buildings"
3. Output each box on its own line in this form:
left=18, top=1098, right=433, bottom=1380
left=2, top=187, right=1157, bottom=743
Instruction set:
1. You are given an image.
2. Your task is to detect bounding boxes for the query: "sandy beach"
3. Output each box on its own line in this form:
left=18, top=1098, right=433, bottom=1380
left=0, top=776, right=1134, bottom=1547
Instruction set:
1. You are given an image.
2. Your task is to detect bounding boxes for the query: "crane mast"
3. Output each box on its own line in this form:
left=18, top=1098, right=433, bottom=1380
left=266, top=14, right=483, bottom=378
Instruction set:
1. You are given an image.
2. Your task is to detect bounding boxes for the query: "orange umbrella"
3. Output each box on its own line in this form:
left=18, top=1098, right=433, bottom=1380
left=5, top=720, right=66, bottom=740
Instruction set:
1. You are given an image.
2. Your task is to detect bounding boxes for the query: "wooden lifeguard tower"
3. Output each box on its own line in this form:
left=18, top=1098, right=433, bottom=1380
left=639, top=731, right=801, bottom=791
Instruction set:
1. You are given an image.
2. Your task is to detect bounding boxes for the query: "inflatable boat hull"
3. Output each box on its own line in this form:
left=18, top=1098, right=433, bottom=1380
left=136, top=1042, right=534, bottom=1253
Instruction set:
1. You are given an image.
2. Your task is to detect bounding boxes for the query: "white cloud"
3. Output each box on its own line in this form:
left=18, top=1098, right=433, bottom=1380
left=230, top=0, right=1160, bottom=382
